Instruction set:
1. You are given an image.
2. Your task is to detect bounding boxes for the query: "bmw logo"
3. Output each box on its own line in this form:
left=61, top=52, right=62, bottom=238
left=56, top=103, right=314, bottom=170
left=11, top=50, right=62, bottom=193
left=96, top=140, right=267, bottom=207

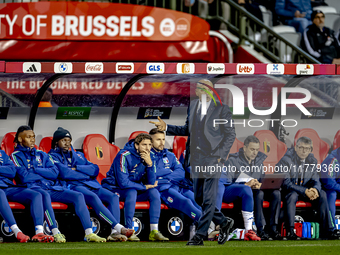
left=43, top=220, right=59, bottom=235
left=132, top=217, right=142, bottom=236
left=167, top=217, right=183, bottom=236
left=59, top=63, right=68, bottom=73
left=295, top=215, right=304, bottom=223
left=1, top=220, right=14, bottom=237
left=90, top=217, right=100, bottom=234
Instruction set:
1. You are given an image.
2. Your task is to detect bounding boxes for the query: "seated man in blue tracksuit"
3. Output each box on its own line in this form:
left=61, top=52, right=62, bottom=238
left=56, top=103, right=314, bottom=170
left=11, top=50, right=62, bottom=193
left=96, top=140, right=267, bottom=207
left=217, top=135, right=281, bottom=241
left=320, top=147, right=340, bottom=234
left=49, top=127, right=133, bottom=242
left=0, top=149, right=34, bottom=243
left=277, top=136, right=340, bottom=240
left=149, top=128, right=202, bottom=225
left=102, top=133, right=168, bottom=242
left=11, top=125, right=106, bottom=243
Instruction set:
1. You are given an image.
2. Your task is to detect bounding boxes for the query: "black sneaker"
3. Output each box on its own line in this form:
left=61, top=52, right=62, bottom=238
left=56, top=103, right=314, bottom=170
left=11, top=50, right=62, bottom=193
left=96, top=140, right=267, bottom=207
left=286, top=231, right=301, bottom=240
left=218, top=217, right=234, bottom=245
left=258, top=231, right=273, bottom=241
left=270, top=231, right=287, bottom=241
left=328, top=229, right=340, bottom=240
left=186, top=235, right=204, bottom=246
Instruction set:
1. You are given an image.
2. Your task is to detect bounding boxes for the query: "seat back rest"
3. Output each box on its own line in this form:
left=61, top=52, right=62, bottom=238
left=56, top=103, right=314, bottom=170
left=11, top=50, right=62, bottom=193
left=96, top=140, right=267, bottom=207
left=229, top=137, right=244, bottom=155
left=254, top=130, right=287, bottom=173
left=1, top=132, right=38, bottom=156
left=128, top=131, right=148, bottom=141
left=294, top=128, right=330, bottom=164
left=83, top=134, right=120, bottom=184
left=333, top=130, right=340, bottom=150
left=173, top=136, right=188, bottom=160
left=39, top=137, right=53, bottom=153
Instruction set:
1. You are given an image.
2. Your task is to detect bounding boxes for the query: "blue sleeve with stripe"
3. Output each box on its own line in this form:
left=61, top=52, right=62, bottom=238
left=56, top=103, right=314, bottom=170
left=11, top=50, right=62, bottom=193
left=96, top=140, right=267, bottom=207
left=114, top=152, right=146, bottom=190
left=33, top=152, right=59, bottom=180
left=0, top=152, right=16, bottom=179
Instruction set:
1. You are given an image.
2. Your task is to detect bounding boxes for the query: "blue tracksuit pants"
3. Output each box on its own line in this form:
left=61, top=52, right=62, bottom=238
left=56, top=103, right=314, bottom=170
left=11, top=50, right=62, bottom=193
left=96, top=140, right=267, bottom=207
left=0, top=187, right=44, bottom=227
left=216, top=183, right=253, bottom=212
left=160, top=185, right=202, bottom=222
left=110, top=188, right=161, bottom=229
left=325, top=190, right=338, bottom=230
left=71, top=185, right=120, bottom=228
left=31, top=188, right=92, bottom=230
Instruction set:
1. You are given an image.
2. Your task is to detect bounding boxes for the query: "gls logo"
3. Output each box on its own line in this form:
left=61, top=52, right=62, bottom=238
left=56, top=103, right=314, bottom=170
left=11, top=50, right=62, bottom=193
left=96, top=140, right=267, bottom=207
left=146, top=63, right=165, bottom=74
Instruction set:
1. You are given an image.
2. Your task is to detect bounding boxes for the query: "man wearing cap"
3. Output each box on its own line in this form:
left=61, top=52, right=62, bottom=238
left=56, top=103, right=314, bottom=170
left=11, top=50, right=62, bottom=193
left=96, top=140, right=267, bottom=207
left=150, top=79, right=236, bottom=246
left=49, top=127, right=134, bottom=242
left=301, top=10, right=340, bottom=64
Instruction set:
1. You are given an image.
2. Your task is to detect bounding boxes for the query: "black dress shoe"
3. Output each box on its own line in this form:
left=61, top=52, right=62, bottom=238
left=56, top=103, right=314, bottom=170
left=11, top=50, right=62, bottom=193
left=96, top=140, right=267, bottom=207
left=258, top=231, right=273, bottom=241
left=328, top=229, right=340, bottom=240
left=186, top=235, right=204, bottom=246
left=218, top=217, right=234, bottom=245
left=286, top=231, right=301, bottom=240
left=270, top=231, right=287, bottom=241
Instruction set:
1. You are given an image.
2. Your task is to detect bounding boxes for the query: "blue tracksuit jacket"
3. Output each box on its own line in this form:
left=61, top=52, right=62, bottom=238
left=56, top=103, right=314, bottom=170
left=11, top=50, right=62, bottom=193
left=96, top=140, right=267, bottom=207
left=11, top=145, right=63, bottom=190
left=102, top=140, right=156, bottom=191
left=320, top=148, right=340, bottom=192
left=0, top=150, right=16, bottom=188
left=152, top=148, right=185, bottom=191
left=49, top=147, right=101, bottom=189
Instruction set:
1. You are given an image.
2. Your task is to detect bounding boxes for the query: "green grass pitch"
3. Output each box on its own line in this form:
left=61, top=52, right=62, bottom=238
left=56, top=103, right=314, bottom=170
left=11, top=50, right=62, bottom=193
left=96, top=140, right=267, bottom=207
left=1, top=241, right=340, bottom=255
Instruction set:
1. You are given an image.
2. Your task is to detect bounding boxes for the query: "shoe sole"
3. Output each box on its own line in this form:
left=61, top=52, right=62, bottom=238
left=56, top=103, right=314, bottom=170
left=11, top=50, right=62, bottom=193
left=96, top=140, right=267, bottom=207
left=149, top=239, right=169, bottom=242
left=218, top=219, right=234, bottom=245
left=32, top=238, right=54, bottom=243
left=55, top=240, right=66, bottom=243
left=107, top=237, right=127, bottom=242
left=127, top=239, right=140, bottom=242
left=18, top=238, right=30, bottom=243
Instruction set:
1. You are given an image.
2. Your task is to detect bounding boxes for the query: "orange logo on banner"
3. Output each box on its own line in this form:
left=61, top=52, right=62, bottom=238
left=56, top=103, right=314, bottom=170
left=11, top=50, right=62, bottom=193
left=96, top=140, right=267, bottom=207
left=182, top=64, right=191, bottom=73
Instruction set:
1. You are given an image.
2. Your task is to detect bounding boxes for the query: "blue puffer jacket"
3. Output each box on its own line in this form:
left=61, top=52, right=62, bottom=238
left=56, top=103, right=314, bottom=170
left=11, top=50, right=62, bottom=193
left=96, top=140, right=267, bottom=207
left=49, top=147, right=101, bottom=189
left=275, top=0, right=312, bottom=20
left=11, top=145, right=64, bottom=190
left=276, top=147, right=320, bottom=195
left=152, top=148, right=185, bottom=192
left=102, top=140, right=156, bottom=191
left=0, top=150, right=16, bottom=188
left=219, top=148, right=267, bottom=185
left=320, top=148, right=340, bottom=192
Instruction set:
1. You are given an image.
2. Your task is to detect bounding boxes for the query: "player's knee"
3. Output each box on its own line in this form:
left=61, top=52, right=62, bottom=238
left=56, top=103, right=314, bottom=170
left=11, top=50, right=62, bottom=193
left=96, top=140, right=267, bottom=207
left=149, top=189, right=161, bottom=202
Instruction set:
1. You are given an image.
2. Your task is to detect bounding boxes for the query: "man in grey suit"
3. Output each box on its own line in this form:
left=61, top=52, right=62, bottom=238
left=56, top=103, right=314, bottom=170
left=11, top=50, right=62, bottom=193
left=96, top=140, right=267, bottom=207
left=150, top=79, right=236, bottom=245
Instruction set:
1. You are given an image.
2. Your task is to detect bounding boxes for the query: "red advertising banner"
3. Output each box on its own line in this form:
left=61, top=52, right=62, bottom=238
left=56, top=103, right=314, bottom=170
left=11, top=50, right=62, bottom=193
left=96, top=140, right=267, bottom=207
left=0, top=2, right=209, bottom=41
left=0, top=79, right=190, bottom=95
